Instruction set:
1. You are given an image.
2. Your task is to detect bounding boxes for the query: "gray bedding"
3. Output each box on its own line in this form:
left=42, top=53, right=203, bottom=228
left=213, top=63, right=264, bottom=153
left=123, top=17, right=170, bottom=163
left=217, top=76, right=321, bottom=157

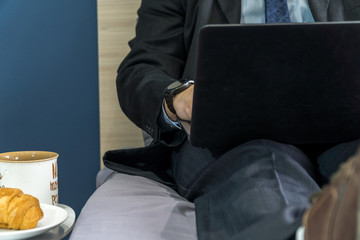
left=69, top=168, right=197, bottom=240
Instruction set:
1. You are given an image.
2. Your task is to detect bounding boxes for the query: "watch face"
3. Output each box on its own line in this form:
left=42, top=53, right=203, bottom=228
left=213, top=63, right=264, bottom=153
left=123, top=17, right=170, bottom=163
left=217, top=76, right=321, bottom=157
left=165, top=80, right=194, bottom=97
left=167, top=81, right=182, bottom=90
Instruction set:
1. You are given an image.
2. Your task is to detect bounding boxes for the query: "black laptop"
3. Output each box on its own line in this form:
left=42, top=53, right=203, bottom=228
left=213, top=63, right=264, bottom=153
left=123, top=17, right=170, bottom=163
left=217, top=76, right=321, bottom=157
left=185, top=22, right=360, bottom=148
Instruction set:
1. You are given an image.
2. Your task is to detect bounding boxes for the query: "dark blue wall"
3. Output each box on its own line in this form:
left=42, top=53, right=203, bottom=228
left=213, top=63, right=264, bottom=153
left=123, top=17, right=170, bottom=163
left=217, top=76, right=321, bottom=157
left=0, top=0, right=99, bottom=221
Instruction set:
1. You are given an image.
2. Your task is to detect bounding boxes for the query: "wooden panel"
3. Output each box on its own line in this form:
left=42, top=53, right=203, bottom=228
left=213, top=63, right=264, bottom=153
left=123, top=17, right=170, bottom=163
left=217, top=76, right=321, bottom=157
left=97, top=0, right=144, bottom=167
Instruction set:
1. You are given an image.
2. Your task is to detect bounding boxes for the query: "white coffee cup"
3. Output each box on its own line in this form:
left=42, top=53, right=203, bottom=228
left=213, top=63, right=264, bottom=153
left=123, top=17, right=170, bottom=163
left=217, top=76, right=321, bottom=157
left=0, top=151, right=59, bottom=205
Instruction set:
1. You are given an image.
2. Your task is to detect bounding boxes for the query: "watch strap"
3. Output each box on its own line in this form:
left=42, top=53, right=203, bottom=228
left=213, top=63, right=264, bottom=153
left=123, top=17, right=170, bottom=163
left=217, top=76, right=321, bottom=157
left=165, top=95, right=177, bottom=115
left=164, top=80, right=194, bottom=115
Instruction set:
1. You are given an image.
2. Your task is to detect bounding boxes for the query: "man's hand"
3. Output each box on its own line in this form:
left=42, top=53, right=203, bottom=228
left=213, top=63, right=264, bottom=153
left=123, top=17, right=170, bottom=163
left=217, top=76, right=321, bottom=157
left=164, top=85, right=194, bottom=122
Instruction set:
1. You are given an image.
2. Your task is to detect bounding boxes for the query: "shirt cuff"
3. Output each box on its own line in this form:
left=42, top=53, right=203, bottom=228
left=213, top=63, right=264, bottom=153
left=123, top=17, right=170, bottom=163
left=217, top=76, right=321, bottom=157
left=158, top=101, right=181, bottom=132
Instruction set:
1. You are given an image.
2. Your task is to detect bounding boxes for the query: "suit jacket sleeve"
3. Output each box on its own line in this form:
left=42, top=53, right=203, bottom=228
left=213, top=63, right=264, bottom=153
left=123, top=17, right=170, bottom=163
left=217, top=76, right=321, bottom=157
left=116, top=0, right=188, bottom=140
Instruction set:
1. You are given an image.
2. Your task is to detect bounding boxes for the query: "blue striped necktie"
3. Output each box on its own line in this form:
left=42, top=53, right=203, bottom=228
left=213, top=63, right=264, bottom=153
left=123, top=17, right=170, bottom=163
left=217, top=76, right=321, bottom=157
left=265, top=0, right=291, bottom=23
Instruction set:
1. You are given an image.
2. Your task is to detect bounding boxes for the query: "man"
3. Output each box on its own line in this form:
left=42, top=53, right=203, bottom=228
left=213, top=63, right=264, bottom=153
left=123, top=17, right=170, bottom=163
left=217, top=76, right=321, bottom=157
left=107, top=0, right=360, bottom=239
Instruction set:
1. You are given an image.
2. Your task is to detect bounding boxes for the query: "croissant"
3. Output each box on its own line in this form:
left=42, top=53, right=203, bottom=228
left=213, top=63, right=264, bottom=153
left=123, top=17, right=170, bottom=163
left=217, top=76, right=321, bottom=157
left=0, top=188, right=44, bottom=230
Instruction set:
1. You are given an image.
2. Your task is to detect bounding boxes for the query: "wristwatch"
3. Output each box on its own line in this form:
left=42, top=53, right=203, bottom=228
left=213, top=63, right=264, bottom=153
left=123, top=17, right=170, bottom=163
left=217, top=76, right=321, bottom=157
left=164, top=79, right=194, bottom=115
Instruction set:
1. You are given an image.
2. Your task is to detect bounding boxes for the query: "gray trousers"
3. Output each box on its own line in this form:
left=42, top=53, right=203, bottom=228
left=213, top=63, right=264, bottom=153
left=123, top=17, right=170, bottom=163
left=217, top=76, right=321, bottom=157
left=171, top=139, right=360, bottom=240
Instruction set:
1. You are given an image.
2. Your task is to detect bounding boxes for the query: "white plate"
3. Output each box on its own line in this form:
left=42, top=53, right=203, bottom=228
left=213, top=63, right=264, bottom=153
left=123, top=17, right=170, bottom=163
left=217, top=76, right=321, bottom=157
left=0, top=203, right=69, bottom=240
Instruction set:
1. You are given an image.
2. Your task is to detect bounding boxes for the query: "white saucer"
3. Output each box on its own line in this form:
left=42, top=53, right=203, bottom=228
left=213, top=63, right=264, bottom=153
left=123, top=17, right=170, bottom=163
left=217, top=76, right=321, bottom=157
left=0, top=203, right=68, bottom=240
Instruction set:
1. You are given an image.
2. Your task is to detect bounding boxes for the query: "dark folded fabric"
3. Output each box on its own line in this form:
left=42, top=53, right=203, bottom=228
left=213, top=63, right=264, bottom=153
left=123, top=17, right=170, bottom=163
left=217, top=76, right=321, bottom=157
left=103, top=130, right=186, bottom=190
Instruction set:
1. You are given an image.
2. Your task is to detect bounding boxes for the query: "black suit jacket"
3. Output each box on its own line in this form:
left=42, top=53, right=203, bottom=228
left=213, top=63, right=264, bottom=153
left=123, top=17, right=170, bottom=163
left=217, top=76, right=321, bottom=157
left=105, top=0, right=360, bottom=187
left=116, top=0, right=360, bottom=141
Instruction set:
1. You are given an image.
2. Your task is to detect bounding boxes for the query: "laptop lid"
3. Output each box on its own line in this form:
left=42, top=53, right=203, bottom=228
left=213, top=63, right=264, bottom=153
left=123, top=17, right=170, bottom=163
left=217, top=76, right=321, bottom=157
left=188, top=22, right=360, bottom=148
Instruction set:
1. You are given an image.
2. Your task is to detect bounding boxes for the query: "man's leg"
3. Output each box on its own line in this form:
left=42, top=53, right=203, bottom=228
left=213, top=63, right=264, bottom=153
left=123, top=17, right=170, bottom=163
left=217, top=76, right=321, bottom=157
left=172, top=139, right=320, bottom=240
